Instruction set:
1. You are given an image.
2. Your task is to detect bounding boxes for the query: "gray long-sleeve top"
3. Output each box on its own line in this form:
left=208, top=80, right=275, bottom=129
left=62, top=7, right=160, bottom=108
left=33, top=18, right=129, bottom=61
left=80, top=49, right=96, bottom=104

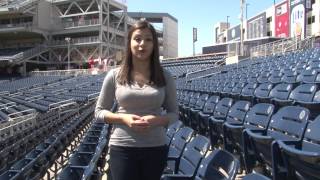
left=95, top=68, right=178, bottom=147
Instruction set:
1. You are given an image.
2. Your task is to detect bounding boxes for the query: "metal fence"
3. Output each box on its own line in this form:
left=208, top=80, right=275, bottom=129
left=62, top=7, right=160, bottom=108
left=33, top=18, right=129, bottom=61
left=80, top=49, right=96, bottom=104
left=250, top=36, right=316, bottom=58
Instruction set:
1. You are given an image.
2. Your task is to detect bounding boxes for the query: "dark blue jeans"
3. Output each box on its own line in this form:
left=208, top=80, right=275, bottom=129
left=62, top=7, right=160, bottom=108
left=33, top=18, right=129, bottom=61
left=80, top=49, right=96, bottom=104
left=109, top=145, right=168, bottom=180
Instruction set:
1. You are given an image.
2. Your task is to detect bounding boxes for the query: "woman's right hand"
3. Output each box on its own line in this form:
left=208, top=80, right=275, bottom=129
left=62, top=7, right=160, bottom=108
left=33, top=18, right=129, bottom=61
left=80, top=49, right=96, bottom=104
left=119, top=114, right=150, bottom=132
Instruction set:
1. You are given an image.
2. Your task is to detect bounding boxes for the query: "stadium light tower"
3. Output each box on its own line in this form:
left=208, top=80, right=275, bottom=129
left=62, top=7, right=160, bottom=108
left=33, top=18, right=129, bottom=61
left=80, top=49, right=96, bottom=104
left=65, top=37, right=71, bottom=70
left=240, top=0, right=244, bottom=56
left=226, top=16, right=229, bottom=29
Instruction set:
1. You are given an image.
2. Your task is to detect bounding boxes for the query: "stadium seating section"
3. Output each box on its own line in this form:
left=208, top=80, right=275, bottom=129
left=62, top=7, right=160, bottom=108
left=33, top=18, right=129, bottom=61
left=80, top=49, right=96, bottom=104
left=0, top=47, right=319, bottom=179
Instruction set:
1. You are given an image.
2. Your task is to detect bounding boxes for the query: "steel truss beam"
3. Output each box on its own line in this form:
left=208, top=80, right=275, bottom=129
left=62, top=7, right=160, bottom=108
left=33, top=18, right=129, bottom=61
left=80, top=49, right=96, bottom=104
left=49, top=0, right=127, bottom=65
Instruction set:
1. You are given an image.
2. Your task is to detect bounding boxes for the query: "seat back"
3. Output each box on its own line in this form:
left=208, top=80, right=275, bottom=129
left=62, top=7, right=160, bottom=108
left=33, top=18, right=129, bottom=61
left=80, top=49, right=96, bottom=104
left=222, top=82, right=236, bottom=95
left=177, top=135, right=210, bottom=177
left=215, top=82, right=229, bottom=94
left=297, top=69, right=318, bottom=83
left=282, top=112, right=320, bottom=179
left=195, top=149, right=240, bottom=180
left=289, top=84, right=317, bottom=103
left=178, top=90, right=188, bottom=103
left=247, top=73, right=259, bottom=83
left=169, top=127, right=194, bottom=155
left=284, top=115, right=320, bottom=180
left=241, top=83, right=258, bottom=97
left=281, top=70, right=298, bottom=84
left=202, top=95, right=220, bottom=114
left=293, top=62, right=307, bottom=73
left=254, top=83, right=273, bottom=99
left=268, top=70, right=283, bottom=84
left=188, top=92, right=201, bottom=108
left=267, top=106, right=309, bottom=141
left=257, top=71, right=270, bottom=83
left=231, top=82, right=246, bottom=96
left=212, top=98, right=233, bottom=119
left=225, top=100, right=251, bottom=125
left=244, top=103, right=275, bottom=131
left=167, top=127, right=194, bottom=171
left=269, top=83, right=293, bottom=101
left=166, top=121, right=184, bottom=145
left=183, top=91, right=195, bottom=106
left=193, top=94, right=209, bottom=110
left=302, top=115, right=320, bottom=152
left=208, top=82, right=219, bottom=92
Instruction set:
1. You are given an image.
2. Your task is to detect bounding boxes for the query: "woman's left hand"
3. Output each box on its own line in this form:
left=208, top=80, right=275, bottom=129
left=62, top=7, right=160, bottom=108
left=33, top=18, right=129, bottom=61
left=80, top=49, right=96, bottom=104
left=141, top=115, right=168, bottom=127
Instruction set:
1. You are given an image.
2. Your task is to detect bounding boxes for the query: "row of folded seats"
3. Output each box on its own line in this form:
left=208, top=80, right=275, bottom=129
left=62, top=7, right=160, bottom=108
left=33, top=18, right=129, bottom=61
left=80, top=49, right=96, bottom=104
left=57, top=121, right=110, bottom=180
left=179, top=79, right=320, bottom=119
left=163, top=120, right=269, bottom=180
left=162, top=121, right=240, bottom=180
left=177, top=88, right=320, bottom=179
left=0, top=104, right=94, bottom=180
left=0, top=111, right=62, bottom=174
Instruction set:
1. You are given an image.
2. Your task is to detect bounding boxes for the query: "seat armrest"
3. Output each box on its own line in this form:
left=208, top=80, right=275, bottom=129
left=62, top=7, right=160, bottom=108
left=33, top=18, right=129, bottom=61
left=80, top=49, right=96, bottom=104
left=245, top=129, right=271, bottom=140
left=277, top=140, right=319, bottom=157
left=224, top=122, right=243, bottom=129
left=161, top=174, right=193, bottom=180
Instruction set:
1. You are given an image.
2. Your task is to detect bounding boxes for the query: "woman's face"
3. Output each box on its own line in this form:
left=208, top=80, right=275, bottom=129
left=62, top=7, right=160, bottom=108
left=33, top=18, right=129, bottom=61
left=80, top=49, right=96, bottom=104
left=130, top=28, right=154, bottom=62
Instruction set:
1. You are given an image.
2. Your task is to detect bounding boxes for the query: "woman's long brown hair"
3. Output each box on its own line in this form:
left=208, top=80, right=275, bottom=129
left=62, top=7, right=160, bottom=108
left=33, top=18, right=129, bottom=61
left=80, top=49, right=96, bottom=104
left=117, top=20, right=166, bottom=87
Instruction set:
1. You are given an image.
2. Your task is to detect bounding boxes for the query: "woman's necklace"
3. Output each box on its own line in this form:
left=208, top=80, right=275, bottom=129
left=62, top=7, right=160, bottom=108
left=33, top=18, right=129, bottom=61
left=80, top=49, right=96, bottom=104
left=133, top=71, right=150, bottom=87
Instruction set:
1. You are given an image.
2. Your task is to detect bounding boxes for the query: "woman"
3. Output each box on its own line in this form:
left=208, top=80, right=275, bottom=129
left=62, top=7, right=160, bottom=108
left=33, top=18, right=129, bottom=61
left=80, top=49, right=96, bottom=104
left=95, top=20, right=178, bottom=180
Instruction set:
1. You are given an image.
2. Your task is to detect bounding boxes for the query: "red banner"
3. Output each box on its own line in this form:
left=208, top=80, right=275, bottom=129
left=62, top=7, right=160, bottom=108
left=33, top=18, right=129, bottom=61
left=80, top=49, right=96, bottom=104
left=275, top=1, right=289, bottom=38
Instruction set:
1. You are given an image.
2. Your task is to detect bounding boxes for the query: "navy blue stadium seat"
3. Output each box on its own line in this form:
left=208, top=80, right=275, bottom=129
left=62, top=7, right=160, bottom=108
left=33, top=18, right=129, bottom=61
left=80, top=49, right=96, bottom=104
left=281, top=70, right=299, bottom=84
left=289, top=83, right=319, bottom=119
left=294, top=62, right=307, bottom=74
left=221, top=82, right=236, bottom=97
left=179, top=91, right=193, bottom=124
left=257, top=71, right=270, bottom=83
left=197, top=95, right=220, bottom=136
left=268, top=70, right=283, bottom=84
left=274, top=114, right=320, bottom=180
left=183, top=92, right=201, bottom=126
left=162, top=135, right=210, bottom=179
left=224, top=103, right=274, bottom=170
left=214, top=82, right=229, bottom=96
left=230, top=82, right=247, bottom=99
left=254, top=83, right=274, bottom=103
left=241, top=103, right=275, bottom=172
left=208, top=97, right=233, bottom=146
left=244, top=106, right=309, bottom=173
left=269, top=83, right=294, bottom=107
left=240, top=83, right=258, bottom=103
left=166, top=121, right=184, bottom=146
left=194, top=149, right=239, bottom=180
left=242, top=173, right=271, bottom=180
left=166, top=127, right=194, bottom=173
left=189, top=93, right=209, bottom=131
left=297, top=69, right=320, bottom=83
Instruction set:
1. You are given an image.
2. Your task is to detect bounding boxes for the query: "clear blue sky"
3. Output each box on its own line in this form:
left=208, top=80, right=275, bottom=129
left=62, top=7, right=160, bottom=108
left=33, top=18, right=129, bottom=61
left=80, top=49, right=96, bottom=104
left=126, top=0, right=283, bottom=57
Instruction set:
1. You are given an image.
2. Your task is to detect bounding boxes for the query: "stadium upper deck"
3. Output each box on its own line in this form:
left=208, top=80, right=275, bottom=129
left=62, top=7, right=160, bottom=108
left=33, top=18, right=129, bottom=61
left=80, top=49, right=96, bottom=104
left=0, top=0, right=134, bottom=75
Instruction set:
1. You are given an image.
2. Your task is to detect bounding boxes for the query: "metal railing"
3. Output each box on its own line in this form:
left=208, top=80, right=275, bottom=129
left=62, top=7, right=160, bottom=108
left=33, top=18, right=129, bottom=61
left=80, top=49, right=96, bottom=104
left=185, top=58, right=226, bottom=81
left=0, top=22, right=32, bottom=29
left=87, top=92, right=100, bottom=103
left=250, top=36, right=316, bottom=58
left=50, top=36, right=99, bottom=46
left=48, top=99, right=77, bottom=111
left=29, top=68, right=105, bottom=76
left=63, top=19, right=99, bottom=28
left=0, top=44, right=48, bottom=62
left=0, top=108, right=37, bottom=140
